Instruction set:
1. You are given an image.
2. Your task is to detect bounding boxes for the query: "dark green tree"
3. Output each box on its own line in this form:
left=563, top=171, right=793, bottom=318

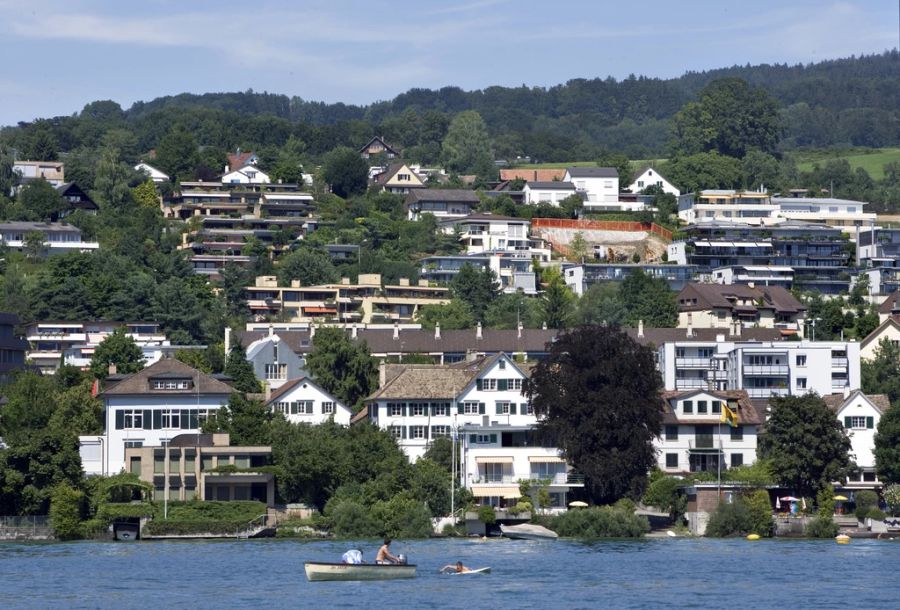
left=662, top=152, right=742, bottom=193
left=741, top=150, right=781, bottom=190
left=450, top=264, right=500, bottom=323
left=17, top=180, right=66, bottom=221
left=155, top=127, right=200, bottom=180
left=527, top=326, right=664, bottom=503
left=875, top=403, right=900, bottom=484
left=24, top=124, right=58, bottom=161
left=276, top=247, right=339, bottom=287
left=758, top=394, right=851, bottom=498
left=203, top=392, right=274, bottom=445
left=672, top=77, right=780, bottom=157
left=416, top=299, right=476, bottom=330
left=620, top=269, right=677, bottom=327
left=305, top=326, right=377, bottom=409
left=89, top=327, right=145, bottom=381
left=863, top=338, right=900, bottom=405
left=441, top=110, right=494, bottom=178
left=322, top=146, right=368, bottom=199
left=483, top=292, right=543, bottom=329
left=541, top=270, right=575, bottom=329
left=224, top=343, right=262, bottom=393
left=92, top=147, right=134, bottom=212
left=577, top=283, right=627, bottom=326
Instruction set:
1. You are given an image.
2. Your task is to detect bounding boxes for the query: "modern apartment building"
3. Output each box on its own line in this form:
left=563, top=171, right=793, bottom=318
left=0, top=222, right=100, bottom=256
left=678, top=190, right=778, bottom=225
left=563, top=263, right=699, bottom=295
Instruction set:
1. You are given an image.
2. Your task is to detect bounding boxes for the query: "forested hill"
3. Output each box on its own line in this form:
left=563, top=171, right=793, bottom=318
left=120, top=51, right=900, bottom=156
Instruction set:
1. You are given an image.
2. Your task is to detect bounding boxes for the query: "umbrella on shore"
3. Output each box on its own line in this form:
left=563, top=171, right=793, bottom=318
left=834, top=495, right=849, bottom=501
left=779, top=496, right=800, bottom=502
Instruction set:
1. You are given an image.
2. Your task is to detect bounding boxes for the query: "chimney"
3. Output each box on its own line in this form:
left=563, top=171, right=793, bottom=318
left=517, top=320, right=523, bottom=339
left=379, top=361, right=387, bottom=387
left=393, top=322, right=400, bottom=340
left=686, top=320, right=693, bottom=338
left=268, top=324, right=274, bottom=337
left=435, top=323, right=441, bottom=340
left=351, top=325, right=358, bottom=339
left=476, top=322, right=483, bottom=340
left=638, top=319, right=644, bottom=338
left=224, top=327, right=232, bottom=354
left=843, top=386, right=850, bottom=398
left=265, top=382, right=272, bottom=402
left=108, top=363, right=117, bottom=376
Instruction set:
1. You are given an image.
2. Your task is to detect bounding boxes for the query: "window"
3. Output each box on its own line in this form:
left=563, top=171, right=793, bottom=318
left=184, top=454, right=196, bottom=472
left=275, top=401, right=289, bottom=415
left=495, top=402, right=512, bottom=415
left=433, top=403, right=449, bottom=416
left=665, top=453, right=679, bottom=468
left=638, top=181, right=645, bottom=188
left=217, top=456, right=230, bottom=468
left=697, top=401, right=708, bottom=414
left=389, top=426, right=403, bottom=439
left=290, top=401, right=313, bottom=415
left=411, top=403, right=426, bottom=416
left=498, top=360, right=506, bottom=370
left=847, top=416, right=871, bottom=430
left=264, top=364, right=287, bottom=380
left=520, top=403, right=532, bottom=416
left=201, top=456, right=214, bottom=471
left=730, top=453, right=744, bottom=468
left=124, top=440, right=143, bottom=449
left=507, top=379, right=523, bottom=391
left=322, top=402, right=335, bottom=415
left=473, top=434, right=497, bottom=444
left=154, top=455, right=165, bottom=474
left=730, top=425, right=743, bottom=442
left=169, top=452, right=180, bottom=473
left=389, top=403, right=403, bottom=416
left=796, top=355, right=807, bottom=367
left=711, top=401, right=721, bottom=414
left=683, top=401, right=693, bottom=414
left=796, top=378, right=807, bottom=390
left=481, top=378, right=497, bottom=391
left=431, top=425, right=449, bottom=438
left=151, top=379, right=191, bottom=390
left=411, top=426, right=427, bottom=439
left=665, top=425, right=679, bottom=441
left=463, top=402, right=480, bottom=415
left=161, top=409, right=180, bottom=429
left=130, top=457, right=141, bottom=475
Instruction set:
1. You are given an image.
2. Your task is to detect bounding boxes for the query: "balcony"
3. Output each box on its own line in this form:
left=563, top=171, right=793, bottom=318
left=706, top=370, right=728, bottom=381
left=675, top=379, right=708, bottom=390
left=675, top=358, right=712, bottom=369
left=688, top=438, right=721, bottom=451
left=831, top=358, right=849, bottom=368
left=743, top=365, right=789, bottom=376
left=746, top=387, right=789, bottom=398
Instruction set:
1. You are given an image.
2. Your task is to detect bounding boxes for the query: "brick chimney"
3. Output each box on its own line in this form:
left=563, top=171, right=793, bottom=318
left=435, top=323, right=441, bottom=340
left=476, top=322, right=482, bottom=340
left=638, top=319, right=644, bottom=338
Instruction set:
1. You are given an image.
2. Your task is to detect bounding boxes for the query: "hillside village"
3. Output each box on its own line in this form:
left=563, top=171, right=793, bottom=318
left=4, top=66, right=900, bottom=541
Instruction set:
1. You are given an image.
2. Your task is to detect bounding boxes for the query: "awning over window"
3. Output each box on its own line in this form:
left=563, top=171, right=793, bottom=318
left=528, top=456, right=565, bottom=463
left=471, top=486, right=520, bottom=498
left=475, top=456, right=513, bottom=464
left=303, top=306, right=336, bottom=314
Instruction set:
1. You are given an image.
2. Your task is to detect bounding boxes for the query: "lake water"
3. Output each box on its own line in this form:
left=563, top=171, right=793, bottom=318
left=1, top=537, right=898, bottom=609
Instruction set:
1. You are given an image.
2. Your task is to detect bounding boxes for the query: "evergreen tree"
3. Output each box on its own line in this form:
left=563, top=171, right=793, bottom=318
left=224, top=343, right=262, bottom=393
left=620, top=269, right=677, bottom=327
left=450, top=264, right=500, bottom=323
left=90, top=327, right=145, bottom=381
left=875, top=403, right=900, bottom=484
left=541, top=270, right=575, bottom=329
left=305, top=326, right=377, bottom=410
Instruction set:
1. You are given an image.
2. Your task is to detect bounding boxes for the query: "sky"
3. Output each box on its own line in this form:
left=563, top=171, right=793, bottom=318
left=0, top=0, right=897, bottom=127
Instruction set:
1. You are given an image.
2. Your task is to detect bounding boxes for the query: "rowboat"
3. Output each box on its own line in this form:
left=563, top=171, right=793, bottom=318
left=304, top=562, right=417, bottom=581
left=499, top=523, right=558, bottom=541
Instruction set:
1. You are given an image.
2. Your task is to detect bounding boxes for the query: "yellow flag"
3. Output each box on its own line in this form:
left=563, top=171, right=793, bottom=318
left=721, top=402, right=739, bottom=428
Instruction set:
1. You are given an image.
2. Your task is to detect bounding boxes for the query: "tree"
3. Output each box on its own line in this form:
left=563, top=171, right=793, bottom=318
left=862, top=338, right=900, bottom=404
left=90, top=327, right=145, bottom=381
left=409, top=458, right=452, bottom=517
left=305, top=326, right=377, bottom=409
left=662, top=152, right=742, bottom=193
left=527, top=326, right=664, bottom=503
left=741, top=150, right=781, bottom=191
left=577, top=283, right=627, bottom=326
left=620, top=269, right=677, bottom=327
left=131, top=180, right=159, bottom=209
left=155, top=128, right=200, bottom=180
left=24, top=124, right=58, bottom=161
left=204, top=392, right=273, bottom=445
left=23, top=231, right=47, bottom=260
left=483, top=292, right=543, bottom=329
left=569, top=232, right=589, bottom=262
left=875, top=403, right=900, bottom=484
left=595, top=152, right=633, bottom=186
left=322, top=146, right=368, bottom=199
left=416, top=299, right=476, bottom=330
left=277, top=247, right=339, bottom=287
left=541, top=269, right=575, bottom=329
left=441, top=111, right=494, bottom=178
left=758, top=394, right=851, bottom=498
left=672, top=77, right=780, bottom=157
left=17, top=179, right=66, bottom=221
left=224, top=343, right=262, bottom=393
left=92, top=147, right=133, bottom=212
left=450, top=264, right=500, bottom=323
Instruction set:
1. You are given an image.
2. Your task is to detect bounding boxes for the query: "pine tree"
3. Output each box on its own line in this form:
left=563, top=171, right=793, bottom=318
left=224, top=343, right=261, bottom=393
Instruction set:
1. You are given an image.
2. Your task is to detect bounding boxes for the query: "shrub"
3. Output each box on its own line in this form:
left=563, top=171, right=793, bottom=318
left=746, top=490, right=775, bottom=537
left=854, top=490, right=879, bottom=520
left=705, top=499, right=752, bottom=537
left=805, top=516, right=839, bottom=538
left=642, top=475, right=687, bottom=519
left=545, top=506, right=650, bottom=539
left=477, top=505, right=497, bottom=526
left=50, top=484, right=86, bottom=541
left=330, top=500, right=377, bottom=538
left=867, top=508, right=886, bottom=521
left=884, top=484, right=900, bottom=516
left=370, top=494, right=433, bottom=539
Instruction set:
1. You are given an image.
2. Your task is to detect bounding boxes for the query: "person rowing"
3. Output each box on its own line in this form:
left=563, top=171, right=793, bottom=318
left=375, top=538, right=401, bottom=564
left=440, top=561, right=471, bottom=574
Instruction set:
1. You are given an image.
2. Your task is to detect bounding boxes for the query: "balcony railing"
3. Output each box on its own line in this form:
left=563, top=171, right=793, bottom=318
left=746, top=387, right=789, bottom=398
left=675, top=379, right=708, bottom=390
left=472, top=473, right=584, bottom=486
left=675, top=358, right=712, bottom=369
left=743, top=365, right=789, bottom=376
left=831, top=358, right=849, bottom=367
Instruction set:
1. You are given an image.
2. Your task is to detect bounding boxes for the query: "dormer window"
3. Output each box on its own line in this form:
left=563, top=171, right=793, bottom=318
left=151, top=378, right=193, bottom=390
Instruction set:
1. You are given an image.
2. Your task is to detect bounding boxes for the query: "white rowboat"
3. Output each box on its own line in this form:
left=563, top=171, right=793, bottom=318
left=499, top=523, right=559, bottom=541
left=304, top=562, right=417, bottom=581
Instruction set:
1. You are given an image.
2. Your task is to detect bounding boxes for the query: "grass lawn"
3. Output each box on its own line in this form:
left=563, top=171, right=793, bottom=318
left=793, top=147, right=900, bottom=180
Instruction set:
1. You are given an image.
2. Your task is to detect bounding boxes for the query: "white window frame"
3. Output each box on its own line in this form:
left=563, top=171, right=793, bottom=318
left=508, top=379, right=522, bottom=391
left=411, top=426, right=426, bottom=439
left=850, top=416, right=867, bottom=429
left=482, top=378, right=497, bottom=391
left=463, top=402, right=480, bottom=415
left=322, top=402, right=335, bottom=414
left=389, top=403, right=403, bottom=416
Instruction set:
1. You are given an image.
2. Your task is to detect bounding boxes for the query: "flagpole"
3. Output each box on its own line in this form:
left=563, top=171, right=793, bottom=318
left=717, top=419, right=721, bottom=505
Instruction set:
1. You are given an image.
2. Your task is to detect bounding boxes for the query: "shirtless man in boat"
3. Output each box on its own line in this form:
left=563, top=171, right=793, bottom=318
left=375, top=538, right=400, bottom=564
left=440, top=561, right=471, bottom=573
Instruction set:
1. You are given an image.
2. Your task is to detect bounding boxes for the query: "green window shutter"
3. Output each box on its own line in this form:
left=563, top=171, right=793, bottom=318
left=458, top=403, right=465, bottom=415
left=521, top=403, right=529, bottom=415
left=844, top=416, right=852, bottom=428
left=469, top=434, right=477, bottom=443
left=867, top=416, right=874, bottom=429
left=401, top=426, right=407, bottom=439
left=510, top=404, right=517, bottom=415
left=496, top=403, right=503, bottom=415
left=476, top=379, right=483, bottom=391
left=115, top=410, right=124, bottom=430
left=430, top=404, right=436, bottom=416
left=479, top=403, right=485, bottom=415
left=498, top=379, right=508, bottom=391
left=143, top=410, right=152, bottom=430
left=153, top=410, right=162, bottom=429
left=401, top=404, right=407, bottom=417
left=490, top=434, right=497, bottom=443
left=181, top=410, right=191, bottom=429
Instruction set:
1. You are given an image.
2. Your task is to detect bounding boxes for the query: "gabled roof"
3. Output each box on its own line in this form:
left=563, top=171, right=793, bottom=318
left=227, top=151, right=257, bottom=171
left=660, top=389, right=760, bottom=425
left=358, top=136, right=401, bottom=157
left=406, top=189, right=480, bottom=204
left=565, top=167, right=618, bottom=178
left=879, top=291, right=900, bottom=315
left=499, top=168, right=566, bottom=182
left=55, top=182, right=98, bottom=209
left=101, top=358, right=233, bottom=397
left=373, top=163, right=423, bottom=186
left=860, top=316, right=900, bottom=351
left=823, top=391, right=890, bottom=415
left=525, top=181, right=575, bottom=190
left=677, top=283, right=805, bottom=315
left=631, top=165, right=676, bottom=188
left=265, top=376, right=346, bottom=410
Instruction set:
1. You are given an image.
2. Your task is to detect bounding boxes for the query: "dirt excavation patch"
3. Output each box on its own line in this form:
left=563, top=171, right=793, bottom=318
left=538, top=226, right=670, bottom=262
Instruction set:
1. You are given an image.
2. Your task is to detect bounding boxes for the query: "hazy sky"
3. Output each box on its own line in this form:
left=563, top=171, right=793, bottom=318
left=0, top=0, right=897, bottom=127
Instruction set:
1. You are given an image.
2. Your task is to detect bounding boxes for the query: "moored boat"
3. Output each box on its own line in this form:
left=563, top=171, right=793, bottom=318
left=304, top=562, right=417, bottom=581
left=499, top=523, right=558, bottom=540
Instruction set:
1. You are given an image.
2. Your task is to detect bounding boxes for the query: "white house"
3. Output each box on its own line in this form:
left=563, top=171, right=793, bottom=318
left=134, top=162, right=170, bottom=183
left=241, top=331, right=307, bottom=390
left=860, top=317, right=900, bottom=361
left=264, top=376, right=352, bottom=426
left=79, top=359, right=233, bottom=476
left=366, top=353, right=535, bottom=461
left=0, top=222, right=100, bottom=257
left=522, top=181, right=576, bottom=206
left=678, top=190, right=779, bottom=225
left=772, top=197, right=876, bottom=229
left=563, top=167, right=619, bottom=208
left=221, top=167, right=271, bottom=185
left=825, top=390, right=889, bottom=489
left=628, top=166, right=680, bottom=196
left=657, top=390, right=760, bottom=474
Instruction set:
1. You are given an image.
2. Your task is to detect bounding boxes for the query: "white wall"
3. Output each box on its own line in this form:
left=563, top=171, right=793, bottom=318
left=268, top=380, right=352, bottom=426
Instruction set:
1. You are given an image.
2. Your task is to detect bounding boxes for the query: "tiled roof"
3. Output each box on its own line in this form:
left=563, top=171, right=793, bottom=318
left=265, top=376, right=343, bottom=408
left=660, top=389, right=760, bottom=425
left=565, top=167, right=618, bottom=178
left=227, top=151, right=256, bottom=171
left=499, top=169, right=566, bottom=182
left=406, top=189, right=480, bottom=204
left=101, top=358, right=233, bottom=396
left=879, top=291, right=900, bottom=314
left=860, top=316, right=900, bottom=351
left=525, top=181, right=575, bottom=189
left=677, top=283, right=805, bottom=315
left=822, top=391, right=890, bottom=415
